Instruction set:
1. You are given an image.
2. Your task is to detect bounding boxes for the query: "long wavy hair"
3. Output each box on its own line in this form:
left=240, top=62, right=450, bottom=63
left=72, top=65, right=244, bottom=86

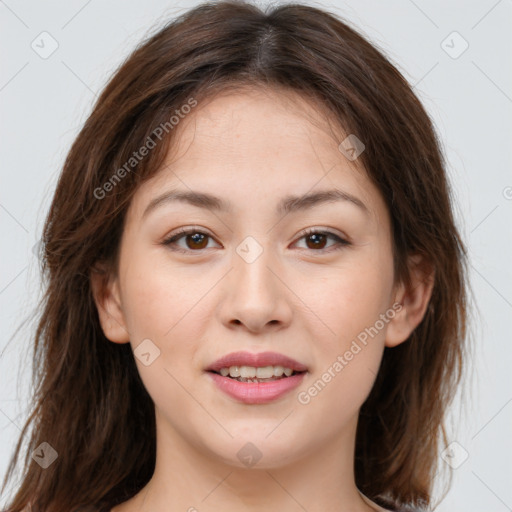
left=2, top=1, right=470, bottom=511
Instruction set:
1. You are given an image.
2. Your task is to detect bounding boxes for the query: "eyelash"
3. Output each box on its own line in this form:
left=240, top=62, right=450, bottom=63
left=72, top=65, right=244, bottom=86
left=161, top=227, right=351, bottom=254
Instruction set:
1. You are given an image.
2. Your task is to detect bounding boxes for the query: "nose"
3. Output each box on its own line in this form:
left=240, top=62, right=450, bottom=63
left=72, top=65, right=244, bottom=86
left=218, top=239, right=293, bottom=334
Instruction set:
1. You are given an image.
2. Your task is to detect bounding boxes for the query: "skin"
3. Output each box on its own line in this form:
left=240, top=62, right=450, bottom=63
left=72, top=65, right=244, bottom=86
left=91, top=85, right=434, bottom=512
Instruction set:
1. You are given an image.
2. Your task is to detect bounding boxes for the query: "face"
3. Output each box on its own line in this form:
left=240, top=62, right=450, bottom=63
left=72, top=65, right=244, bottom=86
left=94, top=86, right=413, bottom=469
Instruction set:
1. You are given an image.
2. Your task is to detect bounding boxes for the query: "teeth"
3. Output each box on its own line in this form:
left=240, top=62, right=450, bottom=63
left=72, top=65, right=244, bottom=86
left=229, top=366, right=240, bottom=377
left=274, top=365, right=284, bottom=377
left=256, top=366, right=274, bottom=379
left=240, top=366, right=256, bottom=378
left=218, top=365, right=297, bottom=379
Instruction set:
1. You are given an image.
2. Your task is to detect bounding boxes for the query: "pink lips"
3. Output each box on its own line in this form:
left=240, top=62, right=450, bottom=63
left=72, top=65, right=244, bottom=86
left=207, top=372, right=306, bottom=404
left=205, top=351, right=308, bottom=405
left=205, top=351, right=308, bottom=373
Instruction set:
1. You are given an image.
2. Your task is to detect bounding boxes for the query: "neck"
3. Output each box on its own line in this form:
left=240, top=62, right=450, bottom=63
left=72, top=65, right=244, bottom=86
left=112, top=407, right=380, bottom=512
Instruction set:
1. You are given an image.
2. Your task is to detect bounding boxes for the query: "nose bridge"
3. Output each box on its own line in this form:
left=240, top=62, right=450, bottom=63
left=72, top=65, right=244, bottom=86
left=233, top=234, right=280, bottom=301
left=219, top=234, right=292, bottom=332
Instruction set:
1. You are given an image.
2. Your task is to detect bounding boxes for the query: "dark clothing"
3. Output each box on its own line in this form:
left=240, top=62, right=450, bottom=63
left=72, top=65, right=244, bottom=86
left=376, top=499, right=428, bottom=512
left=97, top=502, right=427, bottom=512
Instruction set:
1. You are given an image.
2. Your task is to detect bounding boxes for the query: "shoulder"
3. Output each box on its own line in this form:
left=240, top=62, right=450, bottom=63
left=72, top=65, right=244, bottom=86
left=358, top=492, right=398, bottom=512
left=358, top=491, right=428, bottom=512
left=382, top=504, right=429, bottom=512
left=380, top=504, right=428, bottom=512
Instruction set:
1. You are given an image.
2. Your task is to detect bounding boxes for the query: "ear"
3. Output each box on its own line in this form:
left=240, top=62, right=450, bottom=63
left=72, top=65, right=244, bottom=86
left=385, top=254, right=435, bottom=348
left=90, top=263, right=130, bottom=344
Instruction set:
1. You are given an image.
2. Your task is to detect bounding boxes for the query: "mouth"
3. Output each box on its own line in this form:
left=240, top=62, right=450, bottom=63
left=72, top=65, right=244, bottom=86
left=205, top=351, right=309, bottom=404
left=207, top=365, right=306, bottom=383
left=205, top=350, right=308, bottom=374
left=206, top=369, right=307, bottom=404
left=204, top=351, right=309, bottom=404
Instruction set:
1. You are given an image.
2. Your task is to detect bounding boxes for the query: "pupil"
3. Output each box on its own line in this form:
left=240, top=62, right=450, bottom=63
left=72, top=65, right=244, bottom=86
left=188, top=233, right=207, bottom=249
left=307, top=233, right=326, bottom=249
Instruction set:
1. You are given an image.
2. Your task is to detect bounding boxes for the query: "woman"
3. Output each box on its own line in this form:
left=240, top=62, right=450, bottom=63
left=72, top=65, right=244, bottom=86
left=1, top=1, right=469, bottom=511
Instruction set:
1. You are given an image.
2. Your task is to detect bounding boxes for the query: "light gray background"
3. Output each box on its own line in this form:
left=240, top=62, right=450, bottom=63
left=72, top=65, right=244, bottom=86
left=1, top=0, right=511, bottom=510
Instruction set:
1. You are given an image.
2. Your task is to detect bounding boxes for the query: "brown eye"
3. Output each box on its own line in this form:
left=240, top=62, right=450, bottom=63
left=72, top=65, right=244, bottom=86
left=304, top=232, right=328, bottom=250
left=162, top=229, right=219, bottom=253
left=162, top=228, right=349, bottom=255
left=294, top=229, right=350, bottom=252
left=184, top=232, right=209, bottom=249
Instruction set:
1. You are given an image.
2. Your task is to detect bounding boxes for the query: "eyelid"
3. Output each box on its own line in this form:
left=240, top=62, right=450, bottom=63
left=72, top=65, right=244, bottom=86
left=295, top=226, right=349, bottom=243
left=161, top=226, right=351, bottom=254
left=292, top=227, right=351, bottom=252
left=161, top=226, right=222, bottom=252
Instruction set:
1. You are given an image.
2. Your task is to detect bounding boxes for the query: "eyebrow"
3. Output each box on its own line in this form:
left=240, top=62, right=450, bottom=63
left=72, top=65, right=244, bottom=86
left=142, top=188, right=369, bottom=219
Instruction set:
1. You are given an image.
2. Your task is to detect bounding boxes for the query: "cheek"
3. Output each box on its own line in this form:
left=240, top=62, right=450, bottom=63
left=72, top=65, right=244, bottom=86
left=119, top=256, right=214, bottom=388
left=304, top=280, right=389, bottom=396
left=120, top=262, right=208, bottom=421
left=120, top=254, right=211, bottom=342
left=293, top=247, right=394, bottom=425
left=301, top=249, right=394, bottom=349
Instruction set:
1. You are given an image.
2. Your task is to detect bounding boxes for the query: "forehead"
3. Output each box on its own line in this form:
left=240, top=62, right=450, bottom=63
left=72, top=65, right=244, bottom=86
left=127, top=86, right=384, bottom=224
left=167, top=86, right=350, bottom=169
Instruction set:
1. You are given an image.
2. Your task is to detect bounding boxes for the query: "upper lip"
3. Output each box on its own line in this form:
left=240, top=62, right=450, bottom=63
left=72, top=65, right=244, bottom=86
left=205, top=351, right=308, bottom=373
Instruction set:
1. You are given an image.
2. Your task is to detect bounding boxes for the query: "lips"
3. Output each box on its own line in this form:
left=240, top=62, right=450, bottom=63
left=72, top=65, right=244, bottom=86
left=207, top=371, right=307, bottom=404
left=204, top=351, right=308, bottom=404
left=205, top=351, right=308, bottom=373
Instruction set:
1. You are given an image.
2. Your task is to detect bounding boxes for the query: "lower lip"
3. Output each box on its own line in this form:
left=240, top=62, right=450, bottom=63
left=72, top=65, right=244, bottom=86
left=206, top=371, right=307, bottom=404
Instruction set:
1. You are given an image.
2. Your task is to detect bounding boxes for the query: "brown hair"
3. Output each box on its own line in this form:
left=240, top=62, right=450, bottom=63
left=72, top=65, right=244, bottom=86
left=2, top=1, right=469, bottom=510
